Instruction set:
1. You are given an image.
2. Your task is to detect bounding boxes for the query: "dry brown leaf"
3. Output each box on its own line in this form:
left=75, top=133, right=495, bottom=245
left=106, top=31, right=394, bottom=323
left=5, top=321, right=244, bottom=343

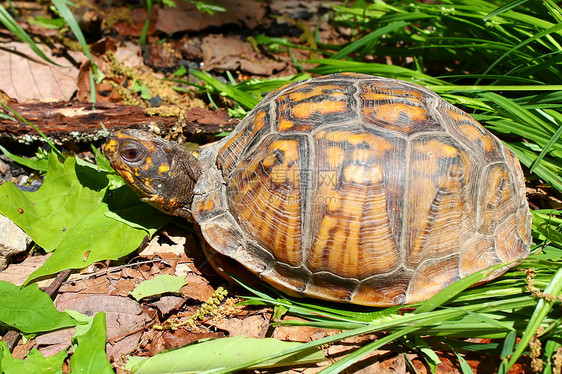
left=55, top=293, right=151, bottom=337
left=0, top=254, right=50, bottom=287
left=140, top=233, right=187, bottom=257
left=212, top=314, right=270, bottom=339
left=179, top=273, right=215, bottom=302
left=273, top=316, right=335, bottom=342
left=155, top=0, right=266, bottom=34
left=149, top=295, right=186, bottom=315
left=35, top=329, right=74, bottom=358
left=200, top=34, right=286, bottom=76
left=0, top=42, right=83, bottom=102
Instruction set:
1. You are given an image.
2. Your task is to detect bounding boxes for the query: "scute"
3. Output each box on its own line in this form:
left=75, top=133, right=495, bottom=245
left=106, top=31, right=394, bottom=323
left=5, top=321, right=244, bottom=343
left=193, top=73, right=531, bottom=307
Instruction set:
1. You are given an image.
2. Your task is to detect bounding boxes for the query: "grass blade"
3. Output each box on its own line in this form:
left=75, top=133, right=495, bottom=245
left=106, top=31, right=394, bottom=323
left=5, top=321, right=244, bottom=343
left=190, top=70, right=259, bottom=109
left=484, top=0, right=532, bottom=20
left=506, top=268, right=562, bottom=369
left=0, top=4, right=61, bottom=66
left=330, top=21, right=409, bottom=60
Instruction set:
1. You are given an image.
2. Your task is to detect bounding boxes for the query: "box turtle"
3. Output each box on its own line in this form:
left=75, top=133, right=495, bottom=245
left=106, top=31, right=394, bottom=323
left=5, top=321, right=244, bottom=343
left=103, top=72, right=531, bottom=307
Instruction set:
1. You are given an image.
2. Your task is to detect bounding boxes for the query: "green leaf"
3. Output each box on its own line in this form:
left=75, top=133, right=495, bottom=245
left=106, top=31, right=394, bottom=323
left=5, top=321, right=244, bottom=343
left=0, top=145, right=48, bottom=172
left=130, top=274, right=188, bottom=301
left=126, top=336, right=325, bottom=373
left=0, top=152, right=170, bottom=283
left=0, top=341, right=67, bottom=374
left=0, top=281, right=77, bottom=334
left=65, top=309, right=94, bottom=337
left=28, top=16, right=66, bottom=30
left=70, top=312, right=113, bottom=374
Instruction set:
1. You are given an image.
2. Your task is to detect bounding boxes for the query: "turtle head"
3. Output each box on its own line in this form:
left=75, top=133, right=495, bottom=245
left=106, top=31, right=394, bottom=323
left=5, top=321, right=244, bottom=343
left=103, top=129, right=201, bottom=221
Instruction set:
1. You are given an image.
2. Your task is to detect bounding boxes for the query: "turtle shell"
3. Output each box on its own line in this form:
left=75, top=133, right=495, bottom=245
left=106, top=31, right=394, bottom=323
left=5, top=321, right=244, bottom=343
left=192, top=72, right=531, bottom=307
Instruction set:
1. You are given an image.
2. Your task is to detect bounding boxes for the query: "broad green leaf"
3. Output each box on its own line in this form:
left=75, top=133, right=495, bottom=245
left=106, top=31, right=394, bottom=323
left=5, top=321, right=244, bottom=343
left=0, top=342, right=66, bottom=374
left=130, top=274, right=188, bottom=301
left=65, top=309, right=94, bottom=337
left=0, top=152, right=171, bottom=283
left=0, top=281, right=77, bottom=333
left=126, top=336, right=325, bottom=373
left=70, top=312, right=113, bottom=374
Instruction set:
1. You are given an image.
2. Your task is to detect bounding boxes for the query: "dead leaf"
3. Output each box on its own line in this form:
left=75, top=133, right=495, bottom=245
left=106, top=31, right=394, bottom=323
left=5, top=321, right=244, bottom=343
left=140, top=233, right=187, bottom=257
left=200, top=34, right=286, bottom=75
left=113, top=8, right=157, bottom=37
left=35, top=329, right=74, bottom=358
left=184, top=107, right=238, bottom=127
left=212, top=314, right=270, bottom=339
left=179, top=273, right=215, bottom=302
left=146, top=329, right=226, bottom=356
left=273, top=316, right=335, bottom=343
left=55, top=293, right=151, bottom=338
left=155, top=0, right=266, bottom=34
left=0, top=42, right=83, bottom=102
left=149, top=295, right=186, bottom=315
left=55, top=293, right=152, bottom=360
left=0, top=254, right=50, bottom=287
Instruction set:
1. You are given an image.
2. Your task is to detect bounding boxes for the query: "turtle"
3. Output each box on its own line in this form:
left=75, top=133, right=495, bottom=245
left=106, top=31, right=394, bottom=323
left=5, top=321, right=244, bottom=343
left=103, top=72, right=531, bottom=307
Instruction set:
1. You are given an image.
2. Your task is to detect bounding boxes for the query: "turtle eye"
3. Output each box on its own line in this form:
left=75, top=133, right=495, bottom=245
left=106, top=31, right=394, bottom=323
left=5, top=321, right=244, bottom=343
left=120, top=144, right=145, bottom=163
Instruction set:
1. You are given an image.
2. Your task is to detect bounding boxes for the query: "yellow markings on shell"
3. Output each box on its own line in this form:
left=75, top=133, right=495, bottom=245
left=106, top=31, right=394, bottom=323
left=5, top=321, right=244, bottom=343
left=278, top=118, right=295, bottom=131
left=414, top=139, right=459, bottom=175
left=343, top=164, right=364, bottom=184
left=393, top=88, right=426, bottom=101
left=270, top=139, right=299, bottom=164
left=319, top=131, right=395, bottom=160
left=288, top=84, right=344, bottom=101
left=219, top=131, right=244, bottom=156
left=340, top=72, right=364, bottom=78
left=218, top=110, right=267, bottom=167
left=325, top=146, right=345, bottom=168
left=311, top=214, right=339, bottom=264
left=447, top=109, right=495, bottom=152
left=262, top=149, right=281, bottom=169
left=321, top=130, right=363, bottom=144
left=458, top=124, right=495, bottom=152
left=441, top=144, right=458, bottom=157
left=158, top=163, right=170, bottom=175
left=340, top=192, right=366, bottom=219
left=291, top=100, right=347, bottom=119
left=270, top=166, right=292, bottom=184
left=202, top=198, right=215, bottom=211
left=368, top=102, right=428, bottom=123
left=326, top=189, right=342, bottom=212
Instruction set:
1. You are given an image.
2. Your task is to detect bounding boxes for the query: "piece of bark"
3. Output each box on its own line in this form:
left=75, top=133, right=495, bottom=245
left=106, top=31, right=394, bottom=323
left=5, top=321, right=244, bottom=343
left=0, top=101, right=238, bottom=143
